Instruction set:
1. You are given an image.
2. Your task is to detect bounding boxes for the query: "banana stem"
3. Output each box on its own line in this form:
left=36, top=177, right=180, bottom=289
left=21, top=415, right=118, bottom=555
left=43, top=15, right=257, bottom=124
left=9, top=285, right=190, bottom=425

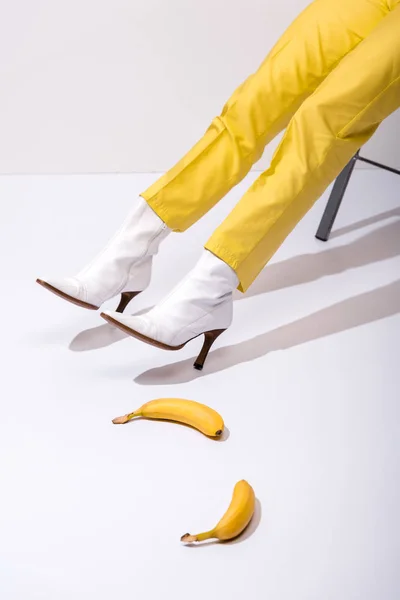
left=181, top=530, right=215, bottom=543
left=112, top=410, right=141, bottom=424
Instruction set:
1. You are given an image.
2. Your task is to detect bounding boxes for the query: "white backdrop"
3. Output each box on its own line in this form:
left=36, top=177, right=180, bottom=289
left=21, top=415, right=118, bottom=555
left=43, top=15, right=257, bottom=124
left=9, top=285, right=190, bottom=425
left=0, top=0, right=398, bottom=174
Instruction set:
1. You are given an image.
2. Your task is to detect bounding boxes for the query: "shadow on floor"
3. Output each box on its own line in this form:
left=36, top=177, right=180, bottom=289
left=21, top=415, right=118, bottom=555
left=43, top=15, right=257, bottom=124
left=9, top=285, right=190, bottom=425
left=69, top=306, right=151, bottom=351
left=330, top=206, right=400, bottom=240
left=69, top=210, right=400, bottom=359
left=69, top=322, right=127, bottom=351
left=135, top=279, right=400, bottom=385
left=235, top=217, right=400, bottom=300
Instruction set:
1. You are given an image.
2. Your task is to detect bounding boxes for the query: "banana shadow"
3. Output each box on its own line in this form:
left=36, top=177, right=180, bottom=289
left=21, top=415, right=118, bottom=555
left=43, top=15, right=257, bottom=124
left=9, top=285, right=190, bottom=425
left=183, top=498, right=262, bottom=548
left=135, top=279, right=400, bottom=385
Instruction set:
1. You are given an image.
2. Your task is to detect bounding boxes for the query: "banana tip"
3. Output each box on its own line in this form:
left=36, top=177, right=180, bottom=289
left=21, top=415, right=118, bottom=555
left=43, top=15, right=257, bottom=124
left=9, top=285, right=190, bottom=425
left=180, top=533, right=197, bottom=543
left=112, top=415, right=129, bottom=424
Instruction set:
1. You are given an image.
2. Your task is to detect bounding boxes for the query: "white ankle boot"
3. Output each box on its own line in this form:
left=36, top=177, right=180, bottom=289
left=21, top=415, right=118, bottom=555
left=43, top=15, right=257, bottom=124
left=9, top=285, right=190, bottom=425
left=37, top=197, right=170, bottom=312
left=101, top=250, right=239, bottom=369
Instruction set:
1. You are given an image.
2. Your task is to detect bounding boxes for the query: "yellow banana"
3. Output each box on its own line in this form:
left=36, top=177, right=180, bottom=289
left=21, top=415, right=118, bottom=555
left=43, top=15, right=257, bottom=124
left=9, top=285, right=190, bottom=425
left=112, top=398, right=224, bottom=438
left=181, top=480, right=255, bottom=543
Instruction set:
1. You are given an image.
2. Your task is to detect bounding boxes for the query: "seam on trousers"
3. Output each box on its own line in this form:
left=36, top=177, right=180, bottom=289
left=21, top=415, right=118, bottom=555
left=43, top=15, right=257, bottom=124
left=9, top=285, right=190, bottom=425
left=143, top=121, right=226, bottom=203
left=144, top=135, right=255, bottom=231
left=236, top=139, right=355, bottom=278
left=205, top=242, right=240, bottom=268
left=337, top=73, right=400, bottom=138
left=143, top=193, right=175, bottom=229
left=221, top=38, right=294, bottom=117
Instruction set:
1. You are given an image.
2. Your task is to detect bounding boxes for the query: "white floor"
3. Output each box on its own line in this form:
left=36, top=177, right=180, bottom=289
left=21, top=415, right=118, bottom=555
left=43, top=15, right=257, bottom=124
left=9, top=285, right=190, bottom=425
left=1, top=170, right=399, bottom=600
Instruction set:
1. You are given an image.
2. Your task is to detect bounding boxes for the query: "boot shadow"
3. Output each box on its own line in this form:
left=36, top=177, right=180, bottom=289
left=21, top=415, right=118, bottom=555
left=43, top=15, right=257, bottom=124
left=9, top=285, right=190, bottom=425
left=69, top=306, right=153, bottom=351
left=69, top=211, right=400, bottom=355
left=69, top=323, right=127, bottom=351
left=135, top=279, right=400, bottom=385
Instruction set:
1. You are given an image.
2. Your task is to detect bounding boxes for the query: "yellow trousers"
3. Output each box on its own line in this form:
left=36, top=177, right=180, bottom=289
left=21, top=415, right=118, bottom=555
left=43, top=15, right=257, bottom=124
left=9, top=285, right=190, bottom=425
left=141, top=0, right=400, bottom=292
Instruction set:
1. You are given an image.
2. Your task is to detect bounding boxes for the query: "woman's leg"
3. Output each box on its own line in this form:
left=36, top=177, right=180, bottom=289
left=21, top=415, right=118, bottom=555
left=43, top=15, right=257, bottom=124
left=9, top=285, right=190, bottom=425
left=103, top=5, right=400, bottom=368
left=206, top=5, right=400, bottom=291
left=141, top=0, right=391, bottom=232
left=38, top=0, right=391, bottom=314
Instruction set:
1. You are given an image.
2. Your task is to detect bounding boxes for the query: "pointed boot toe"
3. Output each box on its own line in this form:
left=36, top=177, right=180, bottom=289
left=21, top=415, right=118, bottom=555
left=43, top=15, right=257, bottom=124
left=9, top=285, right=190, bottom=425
left=36, top=277, right=98, bottom=310
left=100, top=310, right=166, bottom=346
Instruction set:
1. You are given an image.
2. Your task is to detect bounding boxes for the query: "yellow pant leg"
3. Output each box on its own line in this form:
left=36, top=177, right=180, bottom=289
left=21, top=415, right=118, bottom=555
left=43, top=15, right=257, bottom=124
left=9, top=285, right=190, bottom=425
left=206, top=7, right=400, bottom=291
left=141, top=0, right=390, bottom=231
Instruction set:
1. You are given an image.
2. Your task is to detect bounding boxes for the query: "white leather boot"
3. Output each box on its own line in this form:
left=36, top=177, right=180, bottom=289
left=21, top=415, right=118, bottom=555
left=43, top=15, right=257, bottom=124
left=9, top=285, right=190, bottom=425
left=101, top=249, right=239, bottom=369
left=37, top=197, right=170, bottom=312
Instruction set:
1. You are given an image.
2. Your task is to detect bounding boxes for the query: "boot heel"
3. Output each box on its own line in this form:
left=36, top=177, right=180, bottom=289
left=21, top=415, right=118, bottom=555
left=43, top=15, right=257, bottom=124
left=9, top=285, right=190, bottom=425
left=193, top=329, right=226, bottom=371
left=115, top=291, right=141, bottom=313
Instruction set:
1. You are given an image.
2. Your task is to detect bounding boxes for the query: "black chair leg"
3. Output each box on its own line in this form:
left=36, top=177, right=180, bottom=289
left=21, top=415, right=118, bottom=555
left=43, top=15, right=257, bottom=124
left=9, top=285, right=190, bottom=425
left=315, top=152, right=359, bottom=242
